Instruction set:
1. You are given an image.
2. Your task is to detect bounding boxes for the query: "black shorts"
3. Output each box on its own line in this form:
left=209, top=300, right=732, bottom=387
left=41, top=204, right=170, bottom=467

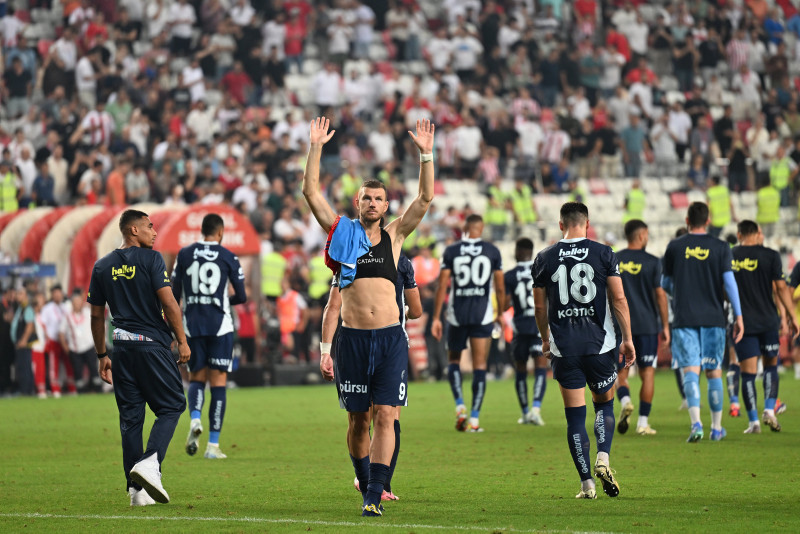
left=188, top=333, right=234, bottom=373
left=735, top=331, right=780, bottom=361
left=512, top=333, right=543, bottom=363
left=334, top=324, right=408, bottom=412
left=446, top=322, right=493, bottom=352
left=617, top=334, right=658, bottom=370
left=552, top=351, right=618, bottom=393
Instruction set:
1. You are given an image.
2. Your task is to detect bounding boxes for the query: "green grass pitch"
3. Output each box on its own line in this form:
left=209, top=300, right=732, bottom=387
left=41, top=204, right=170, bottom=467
left=1, top=371, right=799, bottom=533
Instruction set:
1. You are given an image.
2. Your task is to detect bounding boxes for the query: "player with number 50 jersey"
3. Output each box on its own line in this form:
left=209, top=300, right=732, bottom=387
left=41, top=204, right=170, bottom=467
left=171, top=214, right=247, bottom=460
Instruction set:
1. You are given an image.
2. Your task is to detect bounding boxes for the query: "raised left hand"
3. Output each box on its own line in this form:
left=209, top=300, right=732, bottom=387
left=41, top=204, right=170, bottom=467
left=408, top=119, right=435, bottom=154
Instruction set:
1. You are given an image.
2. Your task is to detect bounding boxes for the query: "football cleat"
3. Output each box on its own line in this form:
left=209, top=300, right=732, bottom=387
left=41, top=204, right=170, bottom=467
left=466, top=424, right=484, bottom=433
left=528, top=410, right=545, bottom=426
left=185, top=418, right=203, bottom=456
left=455, top=406, right=468, bottom=432
left=594, top=460, right=620, bottom=497
left=617, top=402, right=634, bottom=434
left=636, top=425, right=657, bottom=435
left=129, top=454, right=169, bottom=504
left=204, top=443, right=227, bottom=459
left=743, top=423, right=761, bottom=434
left=129, top=487, right=157, bottom=506
left=775, top=400, right=787, bottom=415
left=762, top=411, right=781, bottom=432
left=361, top=503, right=383, bottom=516
left=575, top=488, right=597, bottom=499
left=729, top=404, right=740, bottom=418
left=687, top=422, right=703, bottom=443
left=710, top=427, right=727, bottom=441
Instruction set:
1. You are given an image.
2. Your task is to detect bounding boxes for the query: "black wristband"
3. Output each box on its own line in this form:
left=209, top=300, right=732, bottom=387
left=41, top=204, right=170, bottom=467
left=97, top=351, right=108, bottom=359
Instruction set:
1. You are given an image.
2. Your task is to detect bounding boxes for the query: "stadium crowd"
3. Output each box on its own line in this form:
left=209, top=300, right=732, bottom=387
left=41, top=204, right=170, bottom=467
left=2, top=0, right=800, bottom=394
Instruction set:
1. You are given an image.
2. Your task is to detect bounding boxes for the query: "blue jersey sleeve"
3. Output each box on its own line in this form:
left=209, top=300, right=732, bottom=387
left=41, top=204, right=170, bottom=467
left=441, top=246, right=454, bottom=271
left=150, top=251, right=171, bottom=292
left=504, top=270, right=513, bottom=296
left=604, top=246, right=620, bottom=277
left=662, top=244, right=674, bottom=277
left=531, top=252, right=546, bottom=288
left=490, top=245, right=503, bottom=272
left=87, top=265, right=106, bottom=306
left=770, top=249, right=784, bottom=282
left=398, top=256, right=417, bottom=289
left=790, top=262, right=800, bottom=288
left=228, top=253, right=247, bottom=306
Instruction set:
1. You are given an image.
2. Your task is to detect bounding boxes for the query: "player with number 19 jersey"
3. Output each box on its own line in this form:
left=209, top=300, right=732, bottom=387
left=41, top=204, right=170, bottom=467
left=532, top=238, right=620, bottom=358
left=172, top=241, right=247, bottom=340
left=442, top=238, right=503, bottom=329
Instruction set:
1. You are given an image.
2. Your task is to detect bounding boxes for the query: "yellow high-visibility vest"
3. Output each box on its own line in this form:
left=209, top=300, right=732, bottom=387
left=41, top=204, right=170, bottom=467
left=707, top=184, right=731, bottom=227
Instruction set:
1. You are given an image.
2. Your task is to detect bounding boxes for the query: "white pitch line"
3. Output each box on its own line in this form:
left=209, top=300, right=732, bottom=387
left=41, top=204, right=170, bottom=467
left=0, top=512, right=619, bottom=534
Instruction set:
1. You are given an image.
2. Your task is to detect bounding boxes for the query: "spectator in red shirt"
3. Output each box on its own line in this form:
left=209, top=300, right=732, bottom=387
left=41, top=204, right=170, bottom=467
left=221, top=61, right=253, bottom=106
left=624, top=57, right=659, bottom=85
left=285, top=8, right=308, bottom=73
left=606, top=24, right=632, bottom=62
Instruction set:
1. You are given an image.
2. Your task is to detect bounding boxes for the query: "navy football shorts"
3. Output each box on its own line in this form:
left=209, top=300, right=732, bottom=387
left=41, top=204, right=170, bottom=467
left=446, top=322, right=493, bottom=352
left=512, top=333, right=544, bottom=363
left=552, top=351, right=618, bottom=393
left=735, top=331, right=780, bottom=361
left=187, top=333, right=234, bottom=373
left=334, top=324, right=409, bottom=412
left=617, top=334, right=659, bottom=370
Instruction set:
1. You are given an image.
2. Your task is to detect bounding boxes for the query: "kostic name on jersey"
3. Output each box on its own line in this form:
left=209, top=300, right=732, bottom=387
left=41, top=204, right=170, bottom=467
left=557, top=306, right=595, bottom=319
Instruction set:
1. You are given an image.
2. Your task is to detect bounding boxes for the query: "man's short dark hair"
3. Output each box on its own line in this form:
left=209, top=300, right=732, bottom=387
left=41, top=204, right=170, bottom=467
left=360, top=179, right=387, bottom=195
left=119, top=209, right=149, bottom=234
left=465, top=214, right=483, bottom=226
left=560, top=202, right=589, bottom=227
left=686, top=202, right=709, bottom=228
left=624, top=219, right=648, bottom=242
left=516, top=237, right=534, bottom=253
left=201, top=213, right=224, bottom=236
left=737, top=220, right=759, bottom=236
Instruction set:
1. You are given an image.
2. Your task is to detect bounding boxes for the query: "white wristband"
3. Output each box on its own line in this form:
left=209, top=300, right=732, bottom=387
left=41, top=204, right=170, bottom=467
left=419, top=153, right=433, bottom=163
left=320, top=342, right=332, bottom=355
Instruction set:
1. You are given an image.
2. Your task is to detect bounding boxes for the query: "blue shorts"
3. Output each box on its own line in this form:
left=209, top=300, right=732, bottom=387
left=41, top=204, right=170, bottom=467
left=671, top=327, right=726, bottom=371
left=551, top=351, right=618, bottom=393
left=334, top=324, right=408, bottom=412
left=446, top=322, right=493, bottom=352
left=512, top=333, right=543, bottom=363
left=618, top=334, right=659, bottom=370
left=188, top=334, right=234, bottom=373
left=735, top=331, right=780, bottom=361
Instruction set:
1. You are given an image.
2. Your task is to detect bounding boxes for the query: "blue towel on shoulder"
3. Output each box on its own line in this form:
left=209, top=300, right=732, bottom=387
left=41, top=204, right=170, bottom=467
left=324, top=216, right=371, bottom=289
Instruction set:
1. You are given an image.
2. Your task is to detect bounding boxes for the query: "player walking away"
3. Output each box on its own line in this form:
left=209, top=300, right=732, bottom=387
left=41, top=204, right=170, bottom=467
left=321, top=253, right=422, bottom=502
left=303, top=117, right=434, bottom=517
left=502, top=237, right=547, bottom=426
left=532, top=202, right=635, bottom=500
left=172, top=213, right=247, bottom=459
left=662, top=202, right=744, bottom=443
left=432, top=214, right=505, bottom=433
left=614, top=220, right=670, bottom=436
left=731, top=220, right=799, bottom=433
left=89, top=209, right=191, bottom=506
left=788, top=261, right=800, bottom=380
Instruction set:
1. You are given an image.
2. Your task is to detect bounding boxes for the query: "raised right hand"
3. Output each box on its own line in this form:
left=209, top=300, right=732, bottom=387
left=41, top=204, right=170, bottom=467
left=309, top=116, right=335, bottom=146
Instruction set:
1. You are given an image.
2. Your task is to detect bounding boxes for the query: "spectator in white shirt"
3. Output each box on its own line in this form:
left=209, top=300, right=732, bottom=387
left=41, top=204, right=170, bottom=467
left=51, top=27, right=78, bottom=71
left=146, top=0, right=170, bottom=40
left=75, top=48, right=101, bottom=109
left=182, top=57, right=206, bottom=103
left=60, top=288, right=101, bottom=392
left=313, top=63, right=343, bottom=109
left=731, top=64, right=762, bottom=120
left=451, top=27, right=484, bottom=81
left=354, top=1, right=376, bottom=59
left=668, top=101, right=692, bottom=162
left=262, top=12, right=287, bottom=60
left=455, top=115, right=483, bottom=178
left=327, top=14, right=354, bottom=65
left=367, top=120, right=396, bottom=167
left=169, top=0, right=197, bottom=56
left=230, top=0, right=256, bottom=27
left=650, top=113, right=678, bottom=177
left=425, top=27, right=453, bottom=71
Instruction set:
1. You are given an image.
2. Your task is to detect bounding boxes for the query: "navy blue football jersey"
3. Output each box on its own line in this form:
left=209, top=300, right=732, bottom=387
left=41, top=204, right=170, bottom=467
left=616, top=248, right=662, bottom=336
left=171, top=241, right=247, bottom=337
left=87, top=247, right=174, bottom=348
left=504, top=261, right=539, bottom=336
left=442, top=238, right=503, bottom=326
left=732, top=245, right=783, bottom=334
left=397, top=254, right=417, bottom=326
left=663, top=233, right=732, bottom=328
left=532, top=238, right=619, bottom=357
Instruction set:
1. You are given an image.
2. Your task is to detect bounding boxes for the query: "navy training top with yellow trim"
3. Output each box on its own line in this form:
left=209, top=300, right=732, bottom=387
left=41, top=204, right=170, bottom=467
left=615, top=248, right=662, bottom=336
left=87, top=247, right=174, bottom=348
left=731, top=244, right=784, bottom=334
left=662, top=233, right=733, bottom=329
left=171, top=241, right=247, bottom=338
left=532, top=238, right=619, bottom=358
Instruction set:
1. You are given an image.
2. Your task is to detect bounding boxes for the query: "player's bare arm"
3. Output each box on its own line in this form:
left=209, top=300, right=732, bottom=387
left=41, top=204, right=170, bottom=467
left=387, top=119, right=435, bottom=243
left=533, top=287, right=550, bottom=357
left=90, top=304, right=112, bottom=384
left=320, top=285, right=341, bottom=382
left=156, top=286, right=191, bottom=364
left=302, top=117, right=337, bottom=234
left=774, top=278, right=800, bottom=340
left=655, top=286, right=670, bottom=345
left=607, top=276, right=635, bottom=368
left=404, top=287, right=423, bottom=320
left=431, top=268, right=451, bottom=340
